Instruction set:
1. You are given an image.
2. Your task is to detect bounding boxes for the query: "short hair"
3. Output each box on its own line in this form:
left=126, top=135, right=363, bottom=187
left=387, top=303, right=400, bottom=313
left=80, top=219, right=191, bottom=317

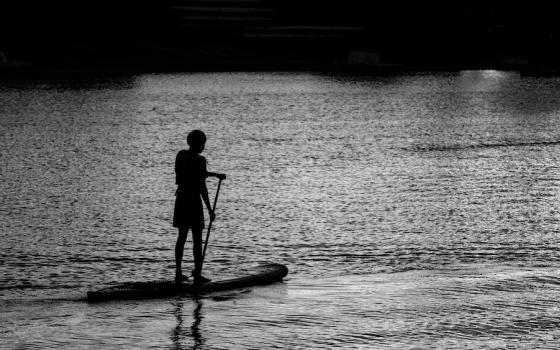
left=187, top=130, right=206, bottom=147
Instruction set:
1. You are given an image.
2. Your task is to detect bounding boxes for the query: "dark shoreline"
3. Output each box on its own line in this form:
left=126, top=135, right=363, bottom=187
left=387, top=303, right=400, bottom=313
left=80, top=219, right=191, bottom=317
left=0, top=62, right=546, bottom=77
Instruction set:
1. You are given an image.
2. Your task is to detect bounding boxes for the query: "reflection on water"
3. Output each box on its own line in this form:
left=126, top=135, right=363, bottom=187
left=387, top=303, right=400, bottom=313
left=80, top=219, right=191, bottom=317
left=171, top=299, right=204, bottom=350
left=3, top=71, right=560, bottom=348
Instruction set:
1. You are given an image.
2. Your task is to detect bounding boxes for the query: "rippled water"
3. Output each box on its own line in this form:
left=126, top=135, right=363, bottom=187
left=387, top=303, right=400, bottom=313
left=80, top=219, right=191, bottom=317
left=2, top=71, right=560, bottom=349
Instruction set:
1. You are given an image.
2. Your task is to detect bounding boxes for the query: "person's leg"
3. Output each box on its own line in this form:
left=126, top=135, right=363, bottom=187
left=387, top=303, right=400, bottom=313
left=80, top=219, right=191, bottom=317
left=175, top=227, right=188, bottom=280
left=191, top=227, right=203, bottom=277
left=191, top=227, right=211, bottom=282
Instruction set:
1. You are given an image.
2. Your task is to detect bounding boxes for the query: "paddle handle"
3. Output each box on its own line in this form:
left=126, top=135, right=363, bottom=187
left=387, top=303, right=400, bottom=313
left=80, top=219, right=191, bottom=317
left=200, top=178, right=222, bottom=269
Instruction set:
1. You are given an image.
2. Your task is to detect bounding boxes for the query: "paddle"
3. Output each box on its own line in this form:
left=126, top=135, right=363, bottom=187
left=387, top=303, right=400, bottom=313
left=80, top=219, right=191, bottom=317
left=200, top=177, right=223, bottom=271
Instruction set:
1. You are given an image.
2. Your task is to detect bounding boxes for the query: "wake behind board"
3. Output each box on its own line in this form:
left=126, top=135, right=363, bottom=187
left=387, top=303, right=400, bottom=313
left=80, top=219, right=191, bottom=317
left=87, top=263, right=288, bottom=302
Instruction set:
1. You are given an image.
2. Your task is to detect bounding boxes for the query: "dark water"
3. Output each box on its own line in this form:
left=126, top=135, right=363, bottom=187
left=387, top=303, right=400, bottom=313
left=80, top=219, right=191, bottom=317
left=2, top=71, right=560, bottom=349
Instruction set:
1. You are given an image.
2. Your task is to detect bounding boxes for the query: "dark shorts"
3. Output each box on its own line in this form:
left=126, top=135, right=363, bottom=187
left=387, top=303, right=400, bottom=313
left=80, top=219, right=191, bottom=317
left=173, top=194, right=204, bottom=230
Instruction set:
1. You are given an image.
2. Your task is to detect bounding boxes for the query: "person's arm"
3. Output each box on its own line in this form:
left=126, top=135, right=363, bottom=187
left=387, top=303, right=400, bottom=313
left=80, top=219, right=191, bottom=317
left=201, top=180, right=215, bottom=221
left=206, top=171, right=226, bottom=180
left=175, top=151, right=184, bottom=185
left=199, top=157, right=216, bottom=221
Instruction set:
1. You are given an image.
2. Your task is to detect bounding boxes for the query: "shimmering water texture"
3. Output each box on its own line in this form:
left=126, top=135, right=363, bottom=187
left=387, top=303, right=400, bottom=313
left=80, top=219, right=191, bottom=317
left=2, top=71, right=560, bottom=349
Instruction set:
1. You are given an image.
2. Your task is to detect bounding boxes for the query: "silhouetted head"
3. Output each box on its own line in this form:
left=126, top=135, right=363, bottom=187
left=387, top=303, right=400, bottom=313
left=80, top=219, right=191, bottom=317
left=187, top=130, right=206, bottom=153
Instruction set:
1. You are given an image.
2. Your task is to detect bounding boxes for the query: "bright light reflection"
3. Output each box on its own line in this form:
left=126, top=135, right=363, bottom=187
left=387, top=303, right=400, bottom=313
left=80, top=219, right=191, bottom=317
left=481, top=69, right=508, bottom=79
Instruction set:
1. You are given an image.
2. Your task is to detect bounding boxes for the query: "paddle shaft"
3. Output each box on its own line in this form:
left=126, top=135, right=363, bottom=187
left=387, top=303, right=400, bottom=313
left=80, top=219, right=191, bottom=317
left=200, top=178, right=222, bottom=270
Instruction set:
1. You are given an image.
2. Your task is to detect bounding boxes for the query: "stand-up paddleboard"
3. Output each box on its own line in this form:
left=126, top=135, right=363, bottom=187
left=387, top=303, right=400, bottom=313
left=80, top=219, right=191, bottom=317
left=87, top=263, right=288, bottom=302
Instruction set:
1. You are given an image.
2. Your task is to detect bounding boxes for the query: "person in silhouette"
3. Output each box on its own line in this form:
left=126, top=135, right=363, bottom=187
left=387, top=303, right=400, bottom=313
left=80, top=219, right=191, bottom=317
left=173, top=130, right=226, bottom=284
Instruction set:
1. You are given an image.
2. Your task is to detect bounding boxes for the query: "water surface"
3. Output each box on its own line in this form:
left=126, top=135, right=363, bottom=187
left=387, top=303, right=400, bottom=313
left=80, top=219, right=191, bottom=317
left=2, top=71, right=560, bottom=349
